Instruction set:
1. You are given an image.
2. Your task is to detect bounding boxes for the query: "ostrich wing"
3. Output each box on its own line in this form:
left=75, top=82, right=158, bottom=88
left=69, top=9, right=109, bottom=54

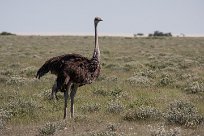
left=36, top=54, right=88, bottom=79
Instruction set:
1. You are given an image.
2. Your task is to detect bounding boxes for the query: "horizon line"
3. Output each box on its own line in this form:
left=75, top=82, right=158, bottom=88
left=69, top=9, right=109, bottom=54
left=13, top=32, right=204, bottom=37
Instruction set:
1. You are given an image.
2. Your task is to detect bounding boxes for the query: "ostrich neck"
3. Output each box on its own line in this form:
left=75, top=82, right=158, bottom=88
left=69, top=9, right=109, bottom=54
left=92, top=23, right=100, bottom=61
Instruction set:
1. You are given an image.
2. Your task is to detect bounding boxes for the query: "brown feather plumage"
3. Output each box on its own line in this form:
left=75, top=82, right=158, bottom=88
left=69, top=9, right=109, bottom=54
left=36, top=53, right=100, bottom=87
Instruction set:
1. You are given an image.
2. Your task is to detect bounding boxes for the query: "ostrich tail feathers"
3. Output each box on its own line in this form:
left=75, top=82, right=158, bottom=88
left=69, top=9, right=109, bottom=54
left=36, top=61, right=50, bottom=79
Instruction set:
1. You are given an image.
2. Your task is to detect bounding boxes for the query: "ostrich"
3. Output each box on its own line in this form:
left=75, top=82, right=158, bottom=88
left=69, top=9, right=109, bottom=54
left=36, top=17, right=103, bottom=119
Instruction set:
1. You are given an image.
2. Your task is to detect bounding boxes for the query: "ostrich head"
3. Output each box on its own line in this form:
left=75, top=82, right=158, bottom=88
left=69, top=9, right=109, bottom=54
left=94, top=17, right=103, bottom=25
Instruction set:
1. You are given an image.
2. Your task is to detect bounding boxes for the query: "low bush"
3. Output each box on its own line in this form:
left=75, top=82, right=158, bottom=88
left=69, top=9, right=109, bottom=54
left=0, top=31, right=16, bottom=36
left=38, top=89, right=52, bottom=100
left=110, top=87, right=123, bottom=97
left=20, top=66, right=38, bottom=77
left=0, top=69, right=15, bottom=76
left=6, top=75, right=27, bottom=86
left=81, top=103, right=101, bottom=113
left=149, top=125, right=181, bottom=136
left=184, top=81, right=204, bottom=93
left=106, top=99, right=124, bottom=114
left=90, top=123, right=118, bottom=136
left=6, top=97, right=39, bottom=117
left=126, top=75, right=151, bottom=87
left=0, top=108, right=13, bottom=129
left=124, top=106, right=161, bottom=121
left=37, top=121, right=66, bottom=136
left=164, top=100, right=203, bottom=127
left=128, top=98, right=156, bottom=108
left=91, top=131, right=117, bottom=136
left=157, top=73, right=174, bottom=87
left=92, top=87, right=125, bottom=98
left=38, top=122, right=56, bottom=136
left=92, top=86, right=109, bottom=96
left=139, top=69, right=156, bottom=79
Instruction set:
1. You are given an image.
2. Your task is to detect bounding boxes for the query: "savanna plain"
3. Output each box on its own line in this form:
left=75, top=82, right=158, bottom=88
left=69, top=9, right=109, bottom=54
left=0, top=36, right=204, bottom=136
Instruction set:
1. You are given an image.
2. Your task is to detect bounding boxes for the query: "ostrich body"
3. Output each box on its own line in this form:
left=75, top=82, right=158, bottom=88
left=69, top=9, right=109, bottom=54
left=36, top=17, right=103, bottom=119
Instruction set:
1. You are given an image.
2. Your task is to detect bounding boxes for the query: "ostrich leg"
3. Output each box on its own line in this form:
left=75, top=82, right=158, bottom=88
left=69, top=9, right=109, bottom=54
left=51, top=75, right=66, bottom=100
left=63, top=79, right=71, bottom=119
left=50, top=80, right=58, bottom=100
left=70, top=84, right=78, bottom=118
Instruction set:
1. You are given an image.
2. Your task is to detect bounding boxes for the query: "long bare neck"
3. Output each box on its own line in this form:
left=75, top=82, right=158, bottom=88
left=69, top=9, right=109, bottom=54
left=92, top=22, right=100, bottom=61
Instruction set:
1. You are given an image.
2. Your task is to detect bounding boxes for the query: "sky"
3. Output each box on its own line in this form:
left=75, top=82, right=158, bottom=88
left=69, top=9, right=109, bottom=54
left=0, top=0, right=204, bottom=36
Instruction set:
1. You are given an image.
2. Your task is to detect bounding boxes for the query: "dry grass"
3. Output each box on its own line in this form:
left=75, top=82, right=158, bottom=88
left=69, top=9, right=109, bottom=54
left=0, top=36, right=204, bottom=135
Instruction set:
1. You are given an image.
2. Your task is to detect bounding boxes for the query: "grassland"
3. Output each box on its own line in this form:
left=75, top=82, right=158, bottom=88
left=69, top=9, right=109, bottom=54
left=0, top=35, right=204, bottom=136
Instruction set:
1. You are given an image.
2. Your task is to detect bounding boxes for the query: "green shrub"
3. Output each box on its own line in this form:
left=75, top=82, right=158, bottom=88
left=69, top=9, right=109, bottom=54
left=164, top=100, right=203, bottom=127
left=184, top=81, right=204, bottom=93
left=20, top=66, right=38, bottom=77
left=6, top=98, right=38, bottom=117
left=93, top=86, right=125, bottom=98
left=145, top=60, right=167, bottom=70
left=137, top=69, right=156, bottom=79
left=0, top=75, right=8, bottom=84
left=179, top=59, right=198, bottom=69
left=149, top=125, right=181, bottom=136
left=158, top=73, right=174, bottom=87
left=128, top=98, right=156, bottom=109
left=6, top=75, right=27, bottom=86
left=73, top=115, right=88, bottom=122
left=106, top=76, right=118, bottom=82
left=91, top=131, right=116, bottom=136
left=110, top=88, right=123, bottom=97
left=0, top=31, right=16, bottom=36
left=91, top=123, right=118, bottom=136
left=126, top=75, right=151, bottom=87
left=38, top=122, right=56, bottom=136
left=92, top=86, right=109, bottom=96
left=106, top=99, right=124, bottom=114
left=38, top=121, right=66, bottom=136
left=124, top=106, right=161, bottom=121
left=81, top=103, right=101, bottom=113
left=0, top=108, right=13, bottom=129
left=0, top=69, right=15, bottom=76
left=38, top=89, right=51, bottom=99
